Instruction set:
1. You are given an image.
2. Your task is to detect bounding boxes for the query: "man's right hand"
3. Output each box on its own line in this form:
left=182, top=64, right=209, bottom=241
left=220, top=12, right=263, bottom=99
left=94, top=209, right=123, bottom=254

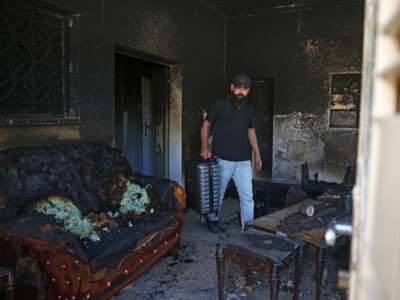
left=200, top=149, right=213, bottom=160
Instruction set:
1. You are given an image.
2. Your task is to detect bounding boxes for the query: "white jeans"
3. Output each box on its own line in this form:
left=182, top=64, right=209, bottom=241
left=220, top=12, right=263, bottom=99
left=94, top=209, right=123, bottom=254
left=208, top=158, right=254, bottom=230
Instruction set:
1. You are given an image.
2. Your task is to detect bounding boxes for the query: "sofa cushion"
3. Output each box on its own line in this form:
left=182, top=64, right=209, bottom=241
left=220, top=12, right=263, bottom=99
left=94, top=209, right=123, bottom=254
left=0, top=209, right=176, bottom=271
left=0, top=142, right=133, bottom=218
left=85, top=210, right=176, bottom=269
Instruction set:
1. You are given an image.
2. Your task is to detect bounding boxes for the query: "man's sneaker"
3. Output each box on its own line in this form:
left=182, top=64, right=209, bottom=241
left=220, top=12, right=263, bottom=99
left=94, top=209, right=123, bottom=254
left=206, top=219, right=226, bottom=233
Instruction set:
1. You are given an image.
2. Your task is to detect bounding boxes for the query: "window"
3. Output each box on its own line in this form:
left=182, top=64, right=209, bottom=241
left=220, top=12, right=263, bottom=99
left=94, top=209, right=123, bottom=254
left=329, top=73, right=361, bottom=128
left=0, top=0, right=69, bottom=117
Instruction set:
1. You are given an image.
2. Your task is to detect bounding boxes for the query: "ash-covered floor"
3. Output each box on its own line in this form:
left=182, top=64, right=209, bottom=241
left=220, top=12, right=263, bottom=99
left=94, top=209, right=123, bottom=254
left=112, top=198, right=348, bottom=300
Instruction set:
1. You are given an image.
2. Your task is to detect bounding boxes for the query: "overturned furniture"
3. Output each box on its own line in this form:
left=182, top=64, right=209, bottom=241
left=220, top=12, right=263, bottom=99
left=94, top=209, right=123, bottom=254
left=0, top=142, right=186, bottom=299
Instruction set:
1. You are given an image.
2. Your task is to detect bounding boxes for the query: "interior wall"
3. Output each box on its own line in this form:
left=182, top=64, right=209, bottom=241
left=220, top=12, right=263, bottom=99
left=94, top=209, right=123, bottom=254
left=1, top=0, right=365, bottom=184
left=0, top=0, right=226, bottom=169
left=226, top=3, right=364, bottom=183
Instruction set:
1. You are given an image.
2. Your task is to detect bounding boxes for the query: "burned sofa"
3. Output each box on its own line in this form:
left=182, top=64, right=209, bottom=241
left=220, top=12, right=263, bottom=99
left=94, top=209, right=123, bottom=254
left=0, top=142, right=186, bottom=299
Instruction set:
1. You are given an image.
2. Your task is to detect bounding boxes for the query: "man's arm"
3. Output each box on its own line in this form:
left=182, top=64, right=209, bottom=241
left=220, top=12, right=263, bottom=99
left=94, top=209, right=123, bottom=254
left=248, top=128, right=262, bottom=170
left=200, top=120, right=213, bottom=160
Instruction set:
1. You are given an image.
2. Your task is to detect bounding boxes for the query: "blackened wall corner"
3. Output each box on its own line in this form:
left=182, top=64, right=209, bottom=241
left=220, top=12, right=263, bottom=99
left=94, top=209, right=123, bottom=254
left=226, top=2, right=364, bottom=183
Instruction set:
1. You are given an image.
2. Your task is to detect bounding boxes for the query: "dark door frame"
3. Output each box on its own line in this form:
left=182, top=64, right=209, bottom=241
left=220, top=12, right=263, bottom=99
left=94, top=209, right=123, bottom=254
left=114, top=45, right=183, bottom=184
left=251, top=77, right=274, bottom=182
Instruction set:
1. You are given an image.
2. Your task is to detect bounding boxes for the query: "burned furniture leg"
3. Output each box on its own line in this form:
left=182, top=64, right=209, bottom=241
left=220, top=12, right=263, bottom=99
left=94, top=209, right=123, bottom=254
left=0, top=267, right=15, bottom=300
left=315, top=245, right=326, bottom=300
left=167, top=236, right=180, bottom=256
left=269, top=264, right=282, bottom=300
left=216, top=244, right=225, bottom=300
left=293, top=245, right=304, bottom=300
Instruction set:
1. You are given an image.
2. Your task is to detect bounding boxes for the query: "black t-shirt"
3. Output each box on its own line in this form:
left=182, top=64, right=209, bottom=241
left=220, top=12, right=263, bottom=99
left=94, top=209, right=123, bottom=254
left=206, top=97, right=255, bottom=161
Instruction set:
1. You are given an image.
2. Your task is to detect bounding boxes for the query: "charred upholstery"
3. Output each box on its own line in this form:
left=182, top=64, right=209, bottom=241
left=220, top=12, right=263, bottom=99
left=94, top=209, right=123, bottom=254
left=0, top=142, right=186, bottom=299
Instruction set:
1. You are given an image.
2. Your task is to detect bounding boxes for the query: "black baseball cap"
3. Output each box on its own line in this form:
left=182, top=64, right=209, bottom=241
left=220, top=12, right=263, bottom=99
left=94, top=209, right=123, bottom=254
left=231, top=73, right=251, bottom=88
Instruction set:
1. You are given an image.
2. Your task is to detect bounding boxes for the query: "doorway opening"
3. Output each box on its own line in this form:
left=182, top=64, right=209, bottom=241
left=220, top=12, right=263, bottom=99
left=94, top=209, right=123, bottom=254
left=251, top=77, right=274, bottom=181
left=115, top=53, right=168, bottom=178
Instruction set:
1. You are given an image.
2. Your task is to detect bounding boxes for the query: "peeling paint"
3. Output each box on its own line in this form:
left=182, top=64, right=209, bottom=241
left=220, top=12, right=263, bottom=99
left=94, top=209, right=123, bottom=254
left=272, top=111, right=358, bottom=183
left=273, top=112, right=325, bottom=183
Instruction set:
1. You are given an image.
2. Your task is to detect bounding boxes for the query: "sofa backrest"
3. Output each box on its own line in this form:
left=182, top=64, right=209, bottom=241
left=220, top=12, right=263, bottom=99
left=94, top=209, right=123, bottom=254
left=0, top=142, right=133, bottom=218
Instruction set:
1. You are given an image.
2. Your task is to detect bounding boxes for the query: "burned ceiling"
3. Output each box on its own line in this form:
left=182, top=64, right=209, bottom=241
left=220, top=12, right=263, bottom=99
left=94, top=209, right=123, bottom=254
left=205, top=0, right=364, bottom=17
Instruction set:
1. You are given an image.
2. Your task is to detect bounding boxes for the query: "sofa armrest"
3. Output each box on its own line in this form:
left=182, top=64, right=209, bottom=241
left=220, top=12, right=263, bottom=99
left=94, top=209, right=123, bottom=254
left=150, top=179, right=186, bottom=212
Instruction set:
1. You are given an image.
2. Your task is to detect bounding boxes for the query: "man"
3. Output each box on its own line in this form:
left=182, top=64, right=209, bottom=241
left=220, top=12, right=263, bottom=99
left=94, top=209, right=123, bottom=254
left=200, top=73, right=262, bottom=233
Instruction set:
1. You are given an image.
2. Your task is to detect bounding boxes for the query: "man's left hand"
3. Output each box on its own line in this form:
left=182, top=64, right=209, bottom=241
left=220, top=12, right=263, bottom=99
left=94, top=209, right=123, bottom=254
left=255, top=155, right=263, bottom=170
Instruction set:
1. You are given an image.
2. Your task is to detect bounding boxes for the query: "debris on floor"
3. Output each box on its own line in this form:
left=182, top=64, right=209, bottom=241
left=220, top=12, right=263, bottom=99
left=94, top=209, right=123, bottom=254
left=113, top=196, right=349, bottom=300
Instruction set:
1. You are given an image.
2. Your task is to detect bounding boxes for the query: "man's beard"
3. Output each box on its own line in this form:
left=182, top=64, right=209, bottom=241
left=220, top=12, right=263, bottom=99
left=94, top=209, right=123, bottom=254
left=231, top=93, right=249, bottom=109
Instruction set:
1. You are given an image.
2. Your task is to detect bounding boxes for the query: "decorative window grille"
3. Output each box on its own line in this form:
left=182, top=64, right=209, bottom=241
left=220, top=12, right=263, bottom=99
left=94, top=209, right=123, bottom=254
left=0, top=1, right=69, bottom=116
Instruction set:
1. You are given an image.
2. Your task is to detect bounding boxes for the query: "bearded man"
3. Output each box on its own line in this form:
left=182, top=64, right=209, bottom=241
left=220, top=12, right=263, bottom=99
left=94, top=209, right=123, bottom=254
left=200, top=73, right=262, bottom=233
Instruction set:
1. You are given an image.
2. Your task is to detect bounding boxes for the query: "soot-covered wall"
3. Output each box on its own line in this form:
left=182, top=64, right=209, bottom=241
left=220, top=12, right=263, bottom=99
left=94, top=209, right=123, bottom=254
left=0, top=0, right=225, bottom=164
left=226, top=3, right=364, bottom=183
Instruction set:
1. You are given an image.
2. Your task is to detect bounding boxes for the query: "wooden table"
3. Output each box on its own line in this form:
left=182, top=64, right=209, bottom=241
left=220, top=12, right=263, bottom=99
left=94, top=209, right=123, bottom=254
left=216, top=229, right=304, bottom=300
left=246, top=199, right=347, bottom=300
